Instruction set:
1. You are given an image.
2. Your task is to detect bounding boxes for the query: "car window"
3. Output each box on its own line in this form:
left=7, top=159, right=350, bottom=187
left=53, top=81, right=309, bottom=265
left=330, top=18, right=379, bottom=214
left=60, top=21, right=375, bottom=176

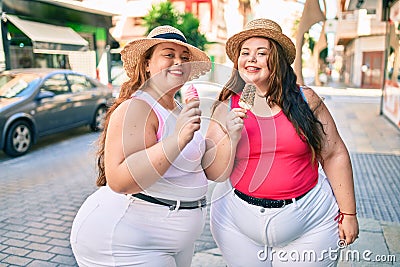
left=43, top=74, right=69, bottom=95
left=111, top=65, right=128, bottom=87
left=0, top=74, right=40, bottom=98
left=67, top=74, right=93, bottom=93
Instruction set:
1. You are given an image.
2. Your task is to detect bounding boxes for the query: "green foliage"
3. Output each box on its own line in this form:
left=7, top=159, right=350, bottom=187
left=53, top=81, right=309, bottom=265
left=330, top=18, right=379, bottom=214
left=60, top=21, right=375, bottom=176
left=304, top=32, right=315, bottom=53
left=305, top=32, right=327, bottom=63
left=177, top=13, right=207, bottom=50
left=291, top=18, right=300, bottom=38
left=319, top=47, right=328, bottom=63
left=308, top=37, right=315, bottom=53
left=143, top=1, right=208, bottom=50
left=143, top=1, right=178, bottom=32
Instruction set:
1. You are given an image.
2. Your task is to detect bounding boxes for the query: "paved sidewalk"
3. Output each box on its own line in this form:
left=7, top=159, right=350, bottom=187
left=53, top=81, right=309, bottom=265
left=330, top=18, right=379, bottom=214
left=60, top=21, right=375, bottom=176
left=192, top=85, right=400, bottom=266
left=2, top=83, right=396, bottom=266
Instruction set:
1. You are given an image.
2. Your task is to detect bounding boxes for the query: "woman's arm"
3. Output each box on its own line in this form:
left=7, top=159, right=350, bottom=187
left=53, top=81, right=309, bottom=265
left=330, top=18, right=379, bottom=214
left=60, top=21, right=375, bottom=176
left=202, top=100, right=246, bottom=182
left=105, top=98, right=201, bottom=194
left=303, top=87, right=359, bottom=245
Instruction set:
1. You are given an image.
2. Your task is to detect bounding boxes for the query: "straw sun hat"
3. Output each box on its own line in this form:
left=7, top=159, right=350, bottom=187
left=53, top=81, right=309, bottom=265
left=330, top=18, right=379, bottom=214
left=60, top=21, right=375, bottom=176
left=226, top=18, right=296, bottom=64
left=121, top=25, right=211, bottom=80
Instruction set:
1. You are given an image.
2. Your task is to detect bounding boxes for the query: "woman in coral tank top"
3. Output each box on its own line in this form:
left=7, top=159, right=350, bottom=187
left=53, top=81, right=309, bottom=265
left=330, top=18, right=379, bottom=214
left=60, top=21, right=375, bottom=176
left=203, top=18, right=359, bottom=266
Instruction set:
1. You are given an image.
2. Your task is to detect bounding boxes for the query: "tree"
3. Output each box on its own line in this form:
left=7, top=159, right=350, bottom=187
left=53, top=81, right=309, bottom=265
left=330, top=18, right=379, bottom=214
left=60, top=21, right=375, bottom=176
left=143, top=1, right=178, bottom=32
left=178, top=12, right=207, bottom=50
left=143, top=1, right=208, bottom=50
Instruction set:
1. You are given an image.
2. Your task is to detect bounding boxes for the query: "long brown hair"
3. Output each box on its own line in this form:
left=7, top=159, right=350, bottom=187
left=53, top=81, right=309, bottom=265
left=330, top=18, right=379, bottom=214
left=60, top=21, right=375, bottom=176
left=214, top=37, right=325, bottom=163
left=95, top=47, right=155, bottom=186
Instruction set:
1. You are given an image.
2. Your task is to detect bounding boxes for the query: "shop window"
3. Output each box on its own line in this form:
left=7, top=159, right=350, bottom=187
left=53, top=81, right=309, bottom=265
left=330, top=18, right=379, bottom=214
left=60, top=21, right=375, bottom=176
left=9, top=47, right=34, bottom=69
left=33, top=54, right=71, bottom=69
left=19, top=53, right=33, bottom=68
left=34, top=54, right=48, bottom=68
left=52, top=55, right=71, bottom=69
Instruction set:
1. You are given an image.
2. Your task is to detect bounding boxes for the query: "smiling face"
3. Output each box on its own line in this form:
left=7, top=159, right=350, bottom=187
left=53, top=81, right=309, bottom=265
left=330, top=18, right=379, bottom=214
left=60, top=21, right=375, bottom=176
left=238, top=37, right=271, bottom=89
left=146, top=42, right=192, bottom=93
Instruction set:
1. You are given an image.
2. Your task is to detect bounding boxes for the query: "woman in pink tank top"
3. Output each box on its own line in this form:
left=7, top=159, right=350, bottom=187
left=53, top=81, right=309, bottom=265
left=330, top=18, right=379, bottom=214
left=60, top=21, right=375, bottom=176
left=204, top=18, right=359, bottom=266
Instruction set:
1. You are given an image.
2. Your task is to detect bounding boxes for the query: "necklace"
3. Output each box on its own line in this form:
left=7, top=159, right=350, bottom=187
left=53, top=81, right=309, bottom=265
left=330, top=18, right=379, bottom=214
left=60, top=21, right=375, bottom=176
left=256, top=91, right=268, bottom=98
left=255, top=94, right=272, bottom=108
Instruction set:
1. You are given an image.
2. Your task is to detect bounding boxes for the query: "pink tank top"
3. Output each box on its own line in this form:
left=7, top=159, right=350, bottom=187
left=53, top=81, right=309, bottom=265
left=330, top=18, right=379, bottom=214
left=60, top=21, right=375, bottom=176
left=230, top=93, right=318, bottom=199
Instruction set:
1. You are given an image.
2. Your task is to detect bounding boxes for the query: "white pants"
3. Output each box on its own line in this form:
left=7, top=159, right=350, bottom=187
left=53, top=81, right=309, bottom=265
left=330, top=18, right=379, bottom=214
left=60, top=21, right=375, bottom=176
left=210, top=173, right=339, bottom=267
left=70, top=186, right=207, bottom=267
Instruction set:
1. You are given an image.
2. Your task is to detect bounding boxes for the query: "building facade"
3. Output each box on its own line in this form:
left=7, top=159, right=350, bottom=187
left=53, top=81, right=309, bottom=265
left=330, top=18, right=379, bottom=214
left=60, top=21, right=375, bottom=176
left=335, top=0, right=387, bottom=89
left=335, top=0, right=399, bottom=129
left=0, top=0, right=117, bottom=79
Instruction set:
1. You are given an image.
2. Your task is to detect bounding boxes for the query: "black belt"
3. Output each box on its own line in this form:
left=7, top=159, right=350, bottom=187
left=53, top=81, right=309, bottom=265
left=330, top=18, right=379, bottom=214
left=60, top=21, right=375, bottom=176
left=132, top=193, right=207, bottom=210
left=234, top=189, right=308, bottom=208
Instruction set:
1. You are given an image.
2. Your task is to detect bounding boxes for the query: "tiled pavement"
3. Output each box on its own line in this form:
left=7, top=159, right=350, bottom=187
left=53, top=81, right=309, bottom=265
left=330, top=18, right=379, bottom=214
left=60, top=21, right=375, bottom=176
left=0, top=84, right=399, bottom=266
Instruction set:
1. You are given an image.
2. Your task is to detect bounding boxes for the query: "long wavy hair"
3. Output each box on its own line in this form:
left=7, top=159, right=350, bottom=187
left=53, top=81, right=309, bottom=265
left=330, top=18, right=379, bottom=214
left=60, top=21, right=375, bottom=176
left=214, top=37, right=325, bottom=163
left=95, top=47, right=155, bottom=186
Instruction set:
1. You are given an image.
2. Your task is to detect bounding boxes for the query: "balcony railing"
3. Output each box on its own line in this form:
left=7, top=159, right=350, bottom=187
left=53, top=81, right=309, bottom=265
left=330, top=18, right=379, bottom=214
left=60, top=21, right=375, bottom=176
left=335, top=9, right=386, bottom=45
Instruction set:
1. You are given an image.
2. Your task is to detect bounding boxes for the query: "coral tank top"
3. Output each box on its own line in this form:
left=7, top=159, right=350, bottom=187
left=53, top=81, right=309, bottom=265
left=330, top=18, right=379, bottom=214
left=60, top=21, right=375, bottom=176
left=230, top=93, right=318, bottom=199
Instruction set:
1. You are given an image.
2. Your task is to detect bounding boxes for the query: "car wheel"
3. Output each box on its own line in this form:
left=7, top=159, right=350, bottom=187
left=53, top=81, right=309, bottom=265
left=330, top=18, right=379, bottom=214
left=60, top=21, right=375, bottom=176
left=4, top=120, right=33, bottom=157
left=91, top=105, right=107, bottom=132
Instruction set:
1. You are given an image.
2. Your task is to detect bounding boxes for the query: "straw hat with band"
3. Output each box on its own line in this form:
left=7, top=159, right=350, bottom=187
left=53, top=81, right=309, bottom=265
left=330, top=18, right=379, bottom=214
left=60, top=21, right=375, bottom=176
left=121, top=26, right=211, bottom=80
left=226, top=18, right=296, bottom=64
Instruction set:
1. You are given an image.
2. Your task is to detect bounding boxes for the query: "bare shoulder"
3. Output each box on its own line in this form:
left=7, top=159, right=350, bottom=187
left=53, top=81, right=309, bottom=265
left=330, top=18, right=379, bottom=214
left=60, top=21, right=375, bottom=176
left=110, top=98, right=156, bottom=125
left=212, top=99, right=230, bottom=119
left=300, top=86, right=325, bottom=111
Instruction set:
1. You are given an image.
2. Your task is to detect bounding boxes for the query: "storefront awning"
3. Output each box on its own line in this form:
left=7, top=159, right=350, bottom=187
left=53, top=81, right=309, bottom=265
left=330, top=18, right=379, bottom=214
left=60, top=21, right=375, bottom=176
left=6, top=14, right=89, bottom=52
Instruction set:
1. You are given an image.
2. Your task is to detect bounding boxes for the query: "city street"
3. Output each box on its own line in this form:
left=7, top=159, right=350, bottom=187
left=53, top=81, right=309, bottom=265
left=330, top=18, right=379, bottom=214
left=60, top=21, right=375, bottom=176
left=0, top=126, right=99, bottom=266
left=1, top=0, right=399, bottom=266
left=1, top=85, right=399, bottom=266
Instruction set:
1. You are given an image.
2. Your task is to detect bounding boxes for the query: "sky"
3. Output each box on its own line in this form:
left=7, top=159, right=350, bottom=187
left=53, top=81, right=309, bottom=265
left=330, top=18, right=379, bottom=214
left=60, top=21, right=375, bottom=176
left=249, top=0, right=336, bottom=39
left=295, top=0, right=337, bottom=19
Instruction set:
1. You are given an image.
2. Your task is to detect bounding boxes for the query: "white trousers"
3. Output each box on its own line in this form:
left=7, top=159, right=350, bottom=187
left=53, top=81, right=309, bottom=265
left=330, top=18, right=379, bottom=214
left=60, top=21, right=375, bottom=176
left=210, top=172, right=340, bottom=267
left=70, top=186, right=206, bottom=267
